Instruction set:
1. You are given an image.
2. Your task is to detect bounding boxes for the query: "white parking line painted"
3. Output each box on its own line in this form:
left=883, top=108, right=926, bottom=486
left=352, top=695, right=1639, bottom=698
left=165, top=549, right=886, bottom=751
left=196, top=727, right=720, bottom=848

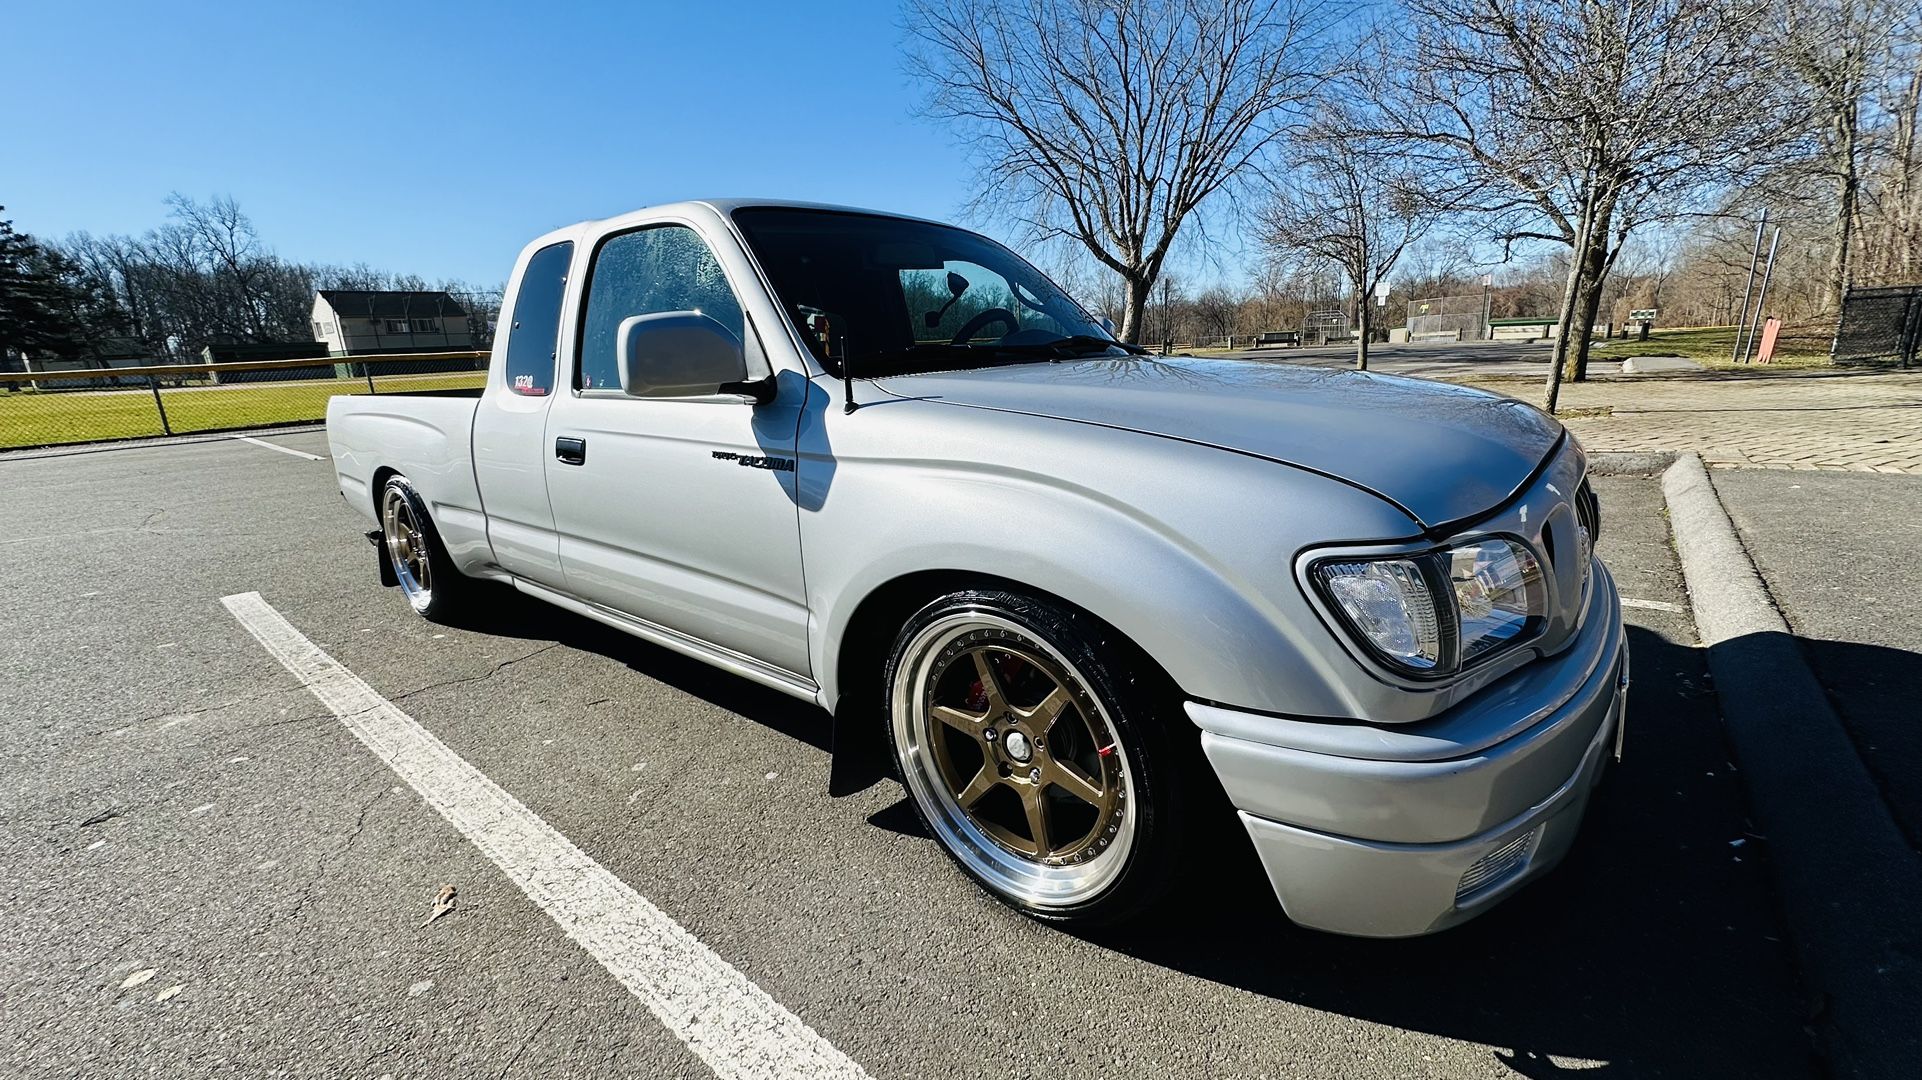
left=227, top=434, right=323, bottom=461
left=1620, top=597, right=1686, bottom=614
left=219, top=591, right=868, bottom=1080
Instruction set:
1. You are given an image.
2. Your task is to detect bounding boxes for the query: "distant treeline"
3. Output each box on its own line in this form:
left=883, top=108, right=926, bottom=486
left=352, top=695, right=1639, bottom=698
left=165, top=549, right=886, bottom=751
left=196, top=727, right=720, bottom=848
left=1, top=194, right=500, bottom=365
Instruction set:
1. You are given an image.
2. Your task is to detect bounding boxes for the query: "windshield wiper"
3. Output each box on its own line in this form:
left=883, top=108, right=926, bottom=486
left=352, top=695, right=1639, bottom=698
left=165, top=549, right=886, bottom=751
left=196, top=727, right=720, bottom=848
left=959, top=335, right=1149, bottom=362
left=852, top=342, right=1051, bottom=371
left=849, top=336, right=1146, bottom=376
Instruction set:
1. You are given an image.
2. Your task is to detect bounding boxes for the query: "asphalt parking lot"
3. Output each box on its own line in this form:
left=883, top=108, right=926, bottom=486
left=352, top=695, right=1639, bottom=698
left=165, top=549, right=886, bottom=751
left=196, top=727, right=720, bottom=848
left=1, top=433, right=1814, bottom=1078
left=1712, top=470, right=1922, bottom=850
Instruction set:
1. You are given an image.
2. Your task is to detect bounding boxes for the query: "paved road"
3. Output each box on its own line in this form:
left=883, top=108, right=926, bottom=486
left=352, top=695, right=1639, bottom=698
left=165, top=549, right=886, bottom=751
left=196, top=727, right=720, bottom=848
left=1, top=435, right=1813, bottom=1078
left=1712, top=469, right=1922, bottom=850
left=1231, top=340, right=1556, bottom=379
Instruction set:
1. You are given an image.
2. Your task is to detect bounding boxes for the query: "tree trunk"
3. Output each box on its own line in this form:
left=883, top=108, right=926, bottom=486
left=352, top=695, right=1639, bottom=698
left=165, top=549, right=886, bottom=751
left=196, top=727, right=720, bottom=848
left=1568, top=196, right=1620, bottom=382
left=1118, top=274, right=1152, bottom=344
left=1544, top=196, right=1598, bottom=415
left=1826, top=106, right=1861, bottom=315
left=1568, top=261, right=1608, bottom=382
left=1354, top=291, right=1371, bottom=371
left=1892, top=63, right=1922, bottom=280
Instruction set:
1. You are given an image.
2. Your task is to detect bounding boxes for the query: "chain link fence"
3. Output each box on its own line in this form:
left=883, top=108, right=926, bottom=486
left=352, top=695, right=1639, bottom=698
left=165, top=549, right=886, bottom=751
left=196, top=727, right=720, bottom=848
left=1832, top=285, right=1922, bottom=366
left=0, top=351, right=487, bottom=451
left=1406, top=294, right=1489, bottom=341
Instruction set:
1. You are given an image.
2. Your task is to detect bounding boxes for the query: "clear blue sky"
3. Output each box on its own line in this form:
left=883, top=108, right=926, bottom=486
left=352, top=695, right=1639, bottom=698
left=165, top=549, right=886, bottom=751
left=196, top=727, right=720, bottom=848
left=8, top=0, right=979, bottom=285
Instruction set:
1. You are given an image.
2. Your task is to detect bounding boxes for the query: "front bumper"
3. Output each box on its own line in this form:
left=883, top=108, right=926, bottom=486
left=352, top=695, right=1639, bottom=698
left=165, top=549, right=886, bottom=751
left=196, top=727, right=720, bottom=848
left=1189, top=565, right=1627, bottom=937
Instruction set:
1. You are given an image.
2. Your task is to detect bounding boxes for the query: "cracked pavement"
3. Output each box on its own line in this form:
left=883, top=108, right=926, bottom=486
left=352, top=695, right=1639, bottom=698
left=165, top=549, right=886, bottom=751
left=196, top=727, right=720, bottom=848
left=0, top=432, right=1816, bottom=1078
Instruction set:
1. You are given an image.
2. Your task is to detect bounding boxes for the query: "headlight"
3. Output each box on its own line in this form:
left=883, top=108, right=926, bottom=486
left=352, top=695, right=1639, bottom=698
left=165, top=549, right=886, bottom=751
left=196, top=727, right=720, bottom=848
left=1313, top=537, right=1546, bottom=678
left=1447, top=539, right=1545, bottom=664
left=1317, top=559, right=1446, bottom=671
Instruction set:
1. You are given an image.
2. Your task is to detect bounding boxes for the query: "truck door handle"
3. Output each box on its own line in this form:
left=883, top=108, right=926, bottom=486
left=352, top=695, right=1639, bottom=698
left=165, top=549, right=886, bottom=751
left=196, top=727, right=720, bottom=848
left=555, top=436, right=586, bottom=465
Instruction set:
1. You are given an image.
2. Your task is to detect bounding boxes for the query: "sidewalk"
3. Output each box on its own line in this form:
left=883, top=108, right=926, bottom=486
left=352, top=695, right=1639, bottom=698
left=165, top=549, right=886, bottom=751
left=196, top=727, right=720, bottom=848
left=1472, top=369, right=1922, bottom=473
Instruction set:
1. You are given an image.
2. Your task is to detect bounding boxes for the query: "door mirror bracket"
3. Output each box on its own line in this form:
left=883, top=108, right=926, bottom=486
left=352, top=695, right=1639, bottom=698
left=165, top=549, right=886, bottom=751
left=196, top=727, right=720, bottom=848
left=718, top=374, right=778, bottom=405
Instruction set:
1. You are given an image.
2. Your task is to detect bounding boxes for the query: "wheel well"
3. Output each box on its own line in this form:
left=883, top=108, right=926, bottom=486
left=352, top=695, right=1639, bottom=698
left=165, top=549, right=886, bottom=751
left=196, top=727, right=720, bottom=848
left=370, top=466, right=401, bottom=519
left=830, top=570, right=1183, bottom=778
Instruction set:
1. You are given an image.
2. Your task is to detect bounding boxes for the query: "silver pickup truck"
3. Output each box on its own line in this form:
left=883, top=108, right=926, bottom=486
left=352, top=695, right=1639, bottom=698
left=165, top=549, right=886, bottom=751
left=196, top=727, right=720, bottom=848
left=327, top=199, right=1625, bottom=937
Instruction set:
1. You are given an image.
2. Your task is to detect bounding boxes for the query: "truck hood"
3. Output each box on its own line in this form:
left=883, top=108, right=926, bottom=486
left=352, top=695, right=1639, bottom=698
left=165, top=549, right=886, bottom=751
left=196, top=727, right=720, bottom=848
left=872, top=356, right=1564, bottom=530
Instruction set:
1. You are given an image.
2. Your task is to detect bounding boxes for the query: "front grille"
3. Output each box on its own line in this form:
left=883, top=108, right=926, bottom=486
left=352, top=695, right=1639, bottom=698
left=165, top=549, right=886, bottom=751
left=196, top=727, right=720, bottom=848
left=1456, top=826, right=1541, bottom=903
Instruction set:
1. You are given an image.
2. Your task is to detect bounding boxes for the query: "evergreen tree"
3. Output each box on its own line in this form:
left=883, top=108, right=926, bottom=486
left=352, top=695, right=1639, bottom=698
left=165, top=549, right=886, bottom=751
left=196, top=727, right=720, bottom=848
left=0, top=208, right=89, bottom=363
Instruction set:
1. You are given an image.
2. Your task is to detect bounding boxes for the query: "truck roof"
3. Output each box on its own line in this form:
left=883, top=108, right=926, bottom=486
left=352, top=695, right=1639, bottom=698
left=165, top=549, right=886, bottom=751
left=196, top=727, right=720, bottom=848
left=584, top=198, right=955, bottom=231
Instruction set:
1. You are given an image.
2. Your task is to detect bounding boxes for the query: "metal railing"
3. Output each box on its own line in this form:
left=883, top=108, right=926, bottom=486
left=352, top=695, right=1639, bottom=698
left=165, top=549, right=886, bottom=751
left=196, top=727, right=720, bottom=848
left=1832, top=285, right=1922, bottom=366
left=1406, top=293, right=1489, bottom=342
left=0, top=351, right=488, bottom=451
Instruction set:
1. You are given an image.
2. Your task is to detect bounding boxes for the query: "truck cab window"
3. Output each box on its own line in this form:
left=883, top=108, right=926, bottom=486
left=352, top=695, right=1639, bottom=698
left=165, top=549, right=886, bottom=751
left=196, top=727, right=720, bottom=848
left=578, top=225, right=746, bottom=391
left=503, top=241, right=572, bottom=397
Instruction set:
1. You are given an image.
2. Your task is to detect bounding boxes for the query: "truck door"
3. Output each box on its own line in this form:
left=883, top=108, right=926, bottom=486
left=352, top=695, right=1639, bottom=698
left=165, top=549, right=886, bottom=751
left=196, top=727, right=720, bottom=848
left=473, top=239, right=574, bottom=585
left=543, top=221, right=811, bottom=680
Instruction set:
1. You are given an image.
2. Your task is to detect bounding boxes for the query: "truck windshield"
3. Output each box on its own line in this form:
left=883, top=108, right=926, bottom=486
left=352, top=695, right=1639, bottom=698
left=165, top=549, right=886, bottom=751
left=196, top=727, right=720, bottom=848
left=731, top=207, right=1135, bottom=377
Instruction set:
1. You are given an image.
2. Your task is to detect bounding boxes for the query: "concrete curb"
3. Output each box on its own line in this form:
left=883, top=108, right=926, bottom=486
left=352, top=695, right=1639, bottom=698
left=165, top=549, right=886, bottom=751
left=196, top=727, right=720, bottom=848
left=1662, top=452, right=1921, bottom=1079
left=1588, top=450, right=1678, bottom=475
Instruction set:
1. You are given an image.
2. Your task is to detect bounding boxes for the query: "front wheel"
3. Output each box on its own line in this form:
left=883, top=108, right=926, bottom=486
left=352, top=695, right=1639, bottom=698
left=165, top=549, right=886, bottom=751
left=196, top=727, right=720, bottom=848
left=379, top=475, right=467, bottom=621
left=884, top=589, right=1185, bottom=924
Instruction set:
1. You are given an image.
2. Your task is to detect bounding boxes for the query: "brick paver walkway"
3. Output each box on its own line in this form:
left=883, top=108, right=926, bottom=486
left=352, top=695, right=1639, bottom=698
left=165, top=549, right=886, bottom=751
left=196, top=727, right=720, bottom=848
left=1466, top=370, right=1922, bottom=473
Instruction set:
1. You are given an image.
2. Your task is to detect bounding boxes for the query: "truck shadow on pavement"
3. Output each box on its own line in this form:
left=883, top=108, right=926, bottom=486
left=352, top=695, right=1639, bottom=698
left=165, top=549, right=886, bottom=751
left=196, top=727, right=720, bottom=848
left=1067, top=623, right=1819, bottom=1080
left=440, top=585, right=833, bottom=755
left=444, top=592, right=1819, bottom=1079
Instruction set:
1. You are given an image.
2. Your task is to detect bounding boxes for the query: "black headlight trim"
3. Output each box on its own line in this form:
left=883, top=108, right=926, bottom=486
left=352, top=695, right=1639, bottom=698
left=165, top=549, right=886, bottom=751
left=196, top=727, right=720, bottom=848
left=1307, top=532, right=1549, bottom=684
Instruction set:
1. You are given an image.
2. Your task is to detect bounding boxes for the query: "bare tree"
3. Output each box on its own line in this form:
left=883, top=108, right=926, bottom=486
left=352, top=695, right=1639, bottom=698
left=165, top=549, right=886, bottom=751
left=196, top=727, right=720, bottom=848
left=56, top=195, right=476, bottom=359
left=1190, top=284, right=1240, bottom=343
left=906, top=0, right=1333, bottom=342
left=1771, top=0, right=1911, bottom=312
left=1381, top=0, right=1787, bottom=410
left=1262, top=112, right=1440, bottom=369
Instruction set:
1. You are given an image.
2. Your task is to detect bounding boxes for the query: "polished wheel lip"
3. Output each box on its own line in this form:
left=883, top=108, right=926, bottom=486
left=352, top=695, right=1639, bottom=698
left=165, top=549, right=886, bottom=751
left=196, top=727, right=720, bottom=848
left=381, top=486, right=433, bottom=613
left=893, top=610, right=1137, bottom=909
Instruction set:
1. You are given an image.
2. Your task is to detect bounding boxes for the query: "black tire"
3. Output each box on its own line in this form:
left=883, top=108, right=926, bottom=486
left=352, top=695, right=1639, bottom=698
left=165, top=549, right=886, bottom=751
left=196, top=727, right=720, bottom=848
left=883, top=588, right=1187, bottom=925
left=378, top=475, right=470, bottom=623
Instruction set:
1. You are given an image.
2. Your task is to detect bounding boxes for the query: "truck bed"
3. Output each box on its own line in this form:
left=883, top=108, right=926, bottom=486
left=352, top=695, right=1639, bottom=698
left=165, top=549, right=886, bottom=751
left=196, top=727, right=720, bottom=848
left=326, top=392, right=491, bottom=573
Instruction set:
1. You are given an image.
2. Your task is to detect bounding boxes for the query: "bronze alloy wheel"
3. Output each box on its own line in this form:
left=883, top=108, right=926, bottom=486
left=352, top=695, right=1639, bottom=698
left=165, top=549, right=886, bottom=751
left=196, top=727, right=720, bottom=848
left=892, top=611, right=1137, bottom=908
left=381, top=483, right=434, bottom=613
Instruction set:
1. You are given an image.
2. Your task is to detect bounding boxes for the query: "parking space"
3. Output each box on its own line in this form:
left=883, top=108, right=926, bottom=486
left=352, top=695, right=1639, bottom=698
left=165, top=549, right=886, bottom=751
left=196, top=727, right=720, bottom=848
left=1, top=443, right=1814, bottom=1078
left=1712, top=469, right=1922, bottom=850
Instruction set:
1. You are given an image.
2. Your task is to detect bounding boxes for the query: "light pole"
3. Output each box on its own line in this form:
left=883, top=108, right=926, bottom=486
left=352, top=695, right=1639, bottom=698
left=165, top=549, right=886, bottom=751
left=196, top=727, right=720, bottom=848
left=1738, top=227, right=1782, bottom=363
left=1732, top=210, right=1768, bottom=361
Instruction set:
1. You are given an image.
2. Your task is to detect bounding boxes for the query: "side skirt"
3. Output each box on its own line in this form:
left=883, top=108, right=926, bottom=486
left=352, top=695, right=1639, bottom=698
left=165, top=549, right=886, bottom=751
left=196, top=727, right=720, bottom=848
left=511, top=577, right=822, bottom=704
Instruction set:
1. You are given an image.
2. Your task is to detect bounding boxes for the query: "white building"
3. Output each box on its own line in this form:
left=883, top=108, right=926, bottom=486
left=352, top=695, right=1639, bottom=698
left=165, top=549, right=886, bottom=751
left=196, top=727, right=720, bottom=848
left=311, top=291, right=475, bottom=356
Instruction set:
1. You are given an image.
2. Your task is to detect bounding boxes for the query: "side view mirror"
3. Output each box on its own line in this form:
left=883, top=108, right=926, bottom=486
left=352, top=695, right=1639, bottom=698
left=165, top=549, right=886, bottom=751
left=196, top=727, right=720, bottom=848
left=1099, top=316, right=1116, bottom=336
left=617, top=311, right=748, bottom=398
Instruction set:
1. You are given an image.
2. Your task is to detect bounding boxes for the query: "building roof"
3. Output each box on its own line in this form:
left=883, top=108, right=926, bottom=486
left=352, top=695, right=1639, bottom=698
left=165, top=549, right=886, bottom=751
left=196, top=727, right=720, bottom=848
left=318, top=290, right=468, bottom=318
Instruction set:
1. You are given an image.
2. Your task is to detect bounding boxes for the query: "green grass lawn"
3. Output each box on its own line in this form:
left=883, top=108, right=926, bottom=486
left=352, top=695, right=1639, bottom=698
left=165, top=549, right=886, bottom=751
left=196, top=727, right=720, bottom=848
left=0, top=372, right=485, bottom=450
left=1588, top=324, right=1834, bottom=370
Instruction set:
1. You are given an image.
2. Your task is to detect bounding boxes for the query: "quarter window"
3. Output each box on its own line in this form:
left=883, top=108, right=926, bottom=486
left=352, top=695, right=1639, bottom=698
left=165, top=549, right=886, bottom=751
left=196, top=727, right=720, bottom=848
left=578, top=225, right=744, bottom=391
left=503, top=240, right=573, bottom=397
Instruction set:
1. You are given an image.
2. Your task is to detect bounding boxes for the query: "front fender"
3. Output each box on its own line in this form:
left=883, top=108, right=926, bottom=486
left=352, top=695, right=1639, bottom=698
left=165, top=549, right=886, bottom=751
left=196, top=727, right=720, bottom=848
left=800, top=392, right=1425, bottom=718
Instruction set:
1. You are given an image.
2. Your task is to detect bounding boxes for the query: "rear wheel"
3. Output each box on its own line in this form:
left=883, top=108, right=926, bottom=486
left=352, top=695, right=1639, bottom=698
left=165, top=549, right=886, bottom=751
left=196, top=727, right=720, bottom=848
left=379, top=476, right=466, bottom=621
left=885, top=589, right=1184, bottom=924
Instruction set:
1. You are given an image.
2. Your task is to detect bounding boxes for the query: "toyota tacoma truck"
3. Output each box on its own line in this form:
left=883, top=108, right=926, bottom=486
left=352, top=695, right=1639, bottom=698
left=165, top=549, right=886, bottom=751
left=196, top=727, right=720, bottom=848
left=326, top=199, right=1625, bottom=937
